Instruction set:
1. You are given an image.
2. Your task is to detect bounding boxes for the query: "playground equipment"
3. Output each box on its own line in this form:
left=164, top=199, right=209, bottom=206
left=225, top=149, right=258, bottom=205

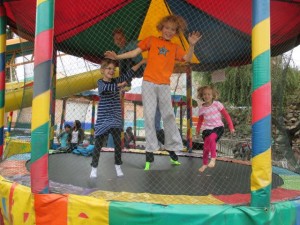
left=0, top=0, right=300, bottom=224
left=5, top=69, right=101, bottom=112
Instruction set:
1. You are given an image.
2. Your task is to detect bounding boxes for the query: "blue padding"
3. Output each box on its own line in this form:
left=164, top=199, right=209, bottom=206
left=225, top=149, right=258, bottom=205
left=252, top=115, right=271, bottom=157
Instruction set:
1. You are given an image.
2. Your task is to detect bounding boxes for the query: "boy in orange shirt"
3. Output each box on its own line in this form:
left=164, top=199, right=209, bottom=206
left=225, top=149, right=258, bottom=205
left=105, top=15, right=201, bottom=170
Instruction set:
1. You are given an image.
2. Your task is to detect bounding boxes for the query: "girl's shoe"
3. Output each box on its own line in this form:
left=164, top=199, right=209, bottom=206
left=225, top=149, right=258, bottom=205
left=115, top=165, right=124, bottom=177
left=90, top=167, right=97, bottom=178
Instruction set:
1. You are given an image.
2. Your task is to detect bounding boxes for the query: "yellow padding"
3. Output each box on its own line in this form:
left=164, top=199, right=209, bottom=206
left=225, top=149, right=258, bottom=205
left=252, top=18, right=270, bottom=60
left=251, top=148, right=272, bottom=191
left=89, top=191, right=224, bottom=205
left=0, top=177, right=13, bottom=225
left=4, top=139, right=31, bottom=158
left=37, top=0, right=47, bottom=5
left=68, top=194, right=109, bottom=225
left=11, top=185, right=35, bottom=224
left=31, top=91, right=50, bottom=130
left=0, top=108, right=4, bottom=127
left=0, top=34, right=6, bottom=53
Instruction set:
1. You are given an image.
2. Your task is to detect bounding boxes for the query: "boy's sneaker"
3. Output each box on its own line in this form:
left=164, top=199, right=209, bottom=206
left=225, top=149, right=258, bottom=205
left=144, top=162, right=151, bottom=171
left=170, top=159, right=181, bottom=165
left=115, top=165, right=124, bottom=177
left=90, top=167, right=97, bottom=178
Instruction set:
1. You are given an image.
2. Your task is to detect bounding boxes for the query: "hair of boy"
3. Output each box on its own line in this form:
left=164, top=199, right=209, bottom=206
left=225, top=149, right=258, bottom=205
left=112, top=28, right=125, bottom=37
left=101, top=58, right=118, bottom=69
left=197, top=85, right=219, bottom=101
left=156, top=15, right=187, bottom=35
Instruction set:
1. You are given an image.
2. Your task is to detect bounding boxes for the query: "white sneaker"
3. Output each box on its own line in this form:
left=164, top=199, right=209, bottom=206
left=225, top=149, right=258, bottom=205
left=90, top=167, right=97, bottom=178
left=115, top=165, right=124, bottom=177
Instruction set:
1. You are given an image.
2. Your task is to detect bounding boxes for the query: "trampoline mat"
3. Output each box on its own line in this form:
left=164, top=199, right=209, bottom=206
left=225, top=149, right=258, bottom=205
left=26, top=152, right=283, bottom=196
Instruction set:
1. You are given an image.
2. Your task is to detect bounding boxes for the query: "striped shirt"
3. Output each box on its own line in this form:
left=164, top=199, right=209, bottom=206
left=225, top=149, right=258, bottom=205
left=198, top=101, right=225, bottom=130
left=95, top=69, right=134, bottom=136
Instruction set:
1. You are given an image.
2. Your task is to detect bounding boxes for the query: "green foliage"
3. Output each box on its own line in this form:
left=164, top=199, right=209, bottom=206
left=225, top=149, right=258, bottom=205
left=193, top=66, right=252, bottom=107
left=271, top=56, right=300, bottom=109
left=193, top=58, right=300, bottom=108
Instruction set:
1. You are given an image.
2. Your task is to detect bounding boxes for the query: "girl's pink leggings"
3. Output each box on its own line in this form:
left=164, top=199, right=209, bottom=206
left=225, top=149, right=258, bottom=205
left=203, top=133, right=218, bottom=165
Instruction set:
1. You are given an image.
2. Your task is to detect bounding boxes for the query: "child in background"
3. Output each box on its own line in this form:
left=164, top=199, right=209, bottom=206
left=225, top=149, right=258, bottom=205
left=70, top=120, right=85, bottom=152
left=105, top=15, right=201, bottom=170
left=124, top=127, right=136, bottom=149
left=90, top=58, right=145, bottom=178
left=196, top=85, right=235, bottom=172
left=57, top=124, right=71, bottom=151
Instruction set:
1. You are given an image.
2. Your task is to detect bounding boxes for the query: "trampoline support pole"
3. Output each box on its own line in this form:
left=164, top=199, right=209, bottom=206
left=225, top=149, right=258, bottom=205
left=59, top=98, right=67, bottom=134
left=90, top=98, right=96, bottom=144
left=186, top=64, right=193, bottom=153
left=6, top=112, right=13, bottom=137
left=50, top=47, right=57, bottom=149
left=121, top=90, right=125, bottom=148
left=250, top=0, right=272, bottom=208
left=133, top=102, right=137, bottom=138
left=30, top=0, right=55, bottom=194
left=0, top=2, right=6, bottom=159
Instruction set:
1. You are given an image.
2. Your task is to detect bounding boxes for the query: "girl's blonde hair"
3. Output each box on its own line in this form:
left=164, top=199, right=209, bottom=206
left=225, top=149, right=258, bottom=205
left=156, top=15, right=187, bottom=35
left=197, top=85, right=219, bottom=101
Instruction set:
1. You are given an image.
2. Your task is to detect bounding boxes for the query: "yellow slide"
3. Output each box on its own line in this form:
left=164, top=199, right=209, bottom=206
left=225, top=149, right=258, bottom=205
left=5, top=69, right=102, bottom=112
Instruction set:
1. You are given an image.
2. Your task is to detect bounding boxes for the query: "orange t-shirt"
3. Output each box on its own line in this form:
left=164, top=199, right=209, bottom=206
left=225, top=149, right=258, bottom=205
left=138, top=36, right=186, bottom=84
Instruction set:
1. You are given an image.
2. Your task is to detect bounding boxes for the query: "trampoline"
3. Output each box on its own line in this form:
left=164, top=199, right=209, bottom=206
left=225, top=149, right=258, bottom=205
left=26, top=152, right=284, bottom=197
left=1, top=0, right=300, bottom=224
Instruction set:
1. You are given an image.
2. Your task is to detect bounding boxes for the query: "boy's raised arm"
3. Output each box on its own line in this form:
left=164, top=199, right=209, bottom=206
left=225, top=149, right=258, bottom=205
left=183, top=31, right=202, bottom=62
left=105, top=48, right=142, bottom=60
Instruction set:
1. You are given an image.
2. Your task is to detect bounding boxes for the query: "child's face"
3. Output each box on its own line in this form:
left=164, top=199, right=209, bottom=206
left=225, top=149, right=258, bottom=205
left=101, top=63, right=116, bottom=81
left=65, top=127, right=70, bottom=132
left=161, top=22, right=177, bottom=40
left=202, top=89, right=213, bottom=103
left=113, top=32, right=126, bottom=48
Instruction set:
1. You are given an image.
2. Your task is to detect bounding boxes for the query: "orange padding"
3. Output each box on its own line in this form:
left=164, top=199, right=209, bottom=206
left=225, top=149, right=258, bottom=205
left=34, top=194, right=68, bottom=225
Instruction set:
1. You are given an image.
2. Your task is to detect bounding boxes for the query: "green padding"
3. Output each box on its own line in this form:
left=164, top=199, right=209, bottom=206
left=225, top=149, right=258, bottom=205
left=251, top=184, right=271, bottom=207
left=109, top=201, right=298, bottom=225
left=31, top=122, right=50, bottom=162
left=252, top=50, right=270, bottom=91
left=0, top=17, right=6, bottom=34
left=36, top=0, right=54, bottom=35
left=281, top=175, right=300, bottom=190
left=0, top=90, right=4, bottom=107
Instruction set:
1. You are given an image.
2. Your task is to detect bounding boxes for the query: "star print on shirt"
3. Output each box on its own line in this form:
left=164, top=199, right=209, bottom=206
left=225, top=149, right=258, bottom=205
left=158, top=46, right=169, bottom=56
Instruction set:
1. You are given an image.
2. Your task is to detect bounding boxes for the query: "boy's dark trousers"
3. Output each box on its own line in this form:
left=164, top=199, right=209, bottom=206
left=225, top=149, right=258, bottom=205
left=91, top=128, right=122, bottom=168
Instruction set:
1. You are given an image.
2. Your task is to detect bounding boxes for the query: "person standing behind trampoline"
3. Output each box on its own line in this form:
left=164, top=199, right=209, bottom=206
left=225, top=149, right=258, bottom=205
left=70, top=120, right=85, bottom=152
left=105, top=15, right=201, bottom=170
left=90, top=58, right=145, bottom=178
left=196, top=86, right=235, bottom=172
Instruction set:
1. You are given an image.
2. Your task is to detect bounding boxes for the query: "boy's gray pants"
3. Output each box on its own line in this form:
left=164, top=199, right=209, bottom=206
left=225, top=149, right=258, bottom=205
left=141, top=80, right=183, bottom=152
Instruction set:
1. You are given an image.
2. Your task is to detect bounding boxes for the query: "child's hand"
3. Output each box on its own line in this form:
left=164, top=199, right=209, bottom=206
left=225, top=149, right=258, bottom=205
left=117, top=81, right=127, bottom=88
left=188, top=31, right=202, bottom=46
left=104, top=51, right=118, bottom=60
left=230, top=129, right=235, bottom=134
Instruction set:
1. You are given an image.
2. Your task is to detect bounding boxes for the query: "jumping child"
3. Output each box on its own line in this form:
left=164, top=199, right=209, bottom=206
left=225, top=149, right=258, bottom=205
left=196, top=85, right=235, bottom=172
left=90, top=58, right=145, bottom=178
left=105, top=15, right=201, bottom=170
